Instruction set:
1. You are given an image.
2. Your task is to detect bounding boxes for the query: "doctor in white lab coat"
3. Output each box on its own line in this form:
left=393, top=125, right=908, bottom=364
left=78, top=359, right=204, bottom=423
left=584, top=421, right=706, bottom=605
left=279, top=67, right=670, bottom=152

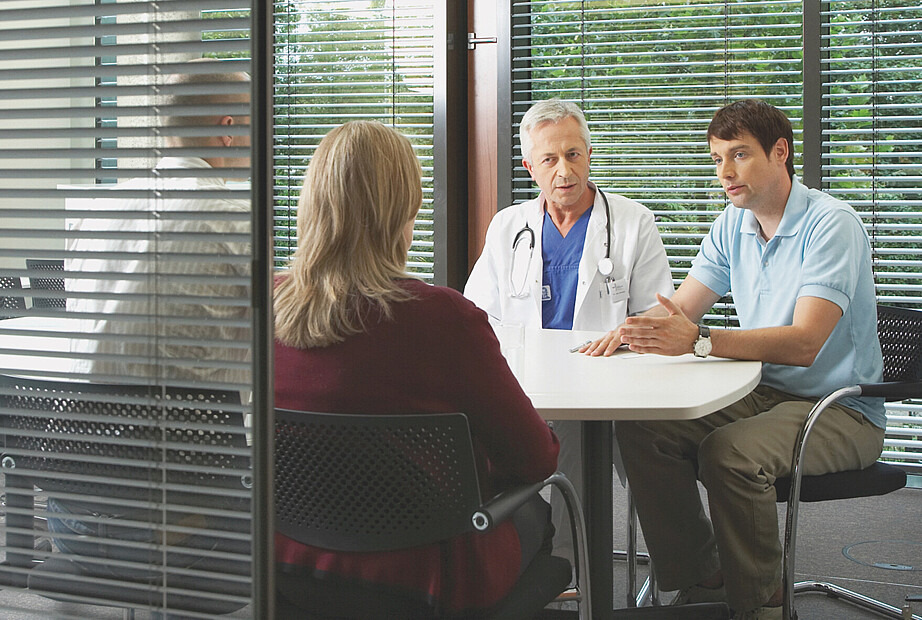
left=463, top=99, right=673, bottom=561
left=464, top=184, right=673, bottom=330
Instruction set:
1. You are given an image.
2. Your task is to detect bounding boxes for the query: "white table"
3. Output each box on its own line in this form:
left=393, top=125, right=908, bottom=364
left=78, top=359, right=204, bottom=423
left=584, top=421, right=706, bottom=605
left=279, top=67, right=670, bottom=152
left=506, top=328, right=761, bottom=620
left=509, top=328, right=761, bottom=420
left=0, top=315, right=80, bottom=379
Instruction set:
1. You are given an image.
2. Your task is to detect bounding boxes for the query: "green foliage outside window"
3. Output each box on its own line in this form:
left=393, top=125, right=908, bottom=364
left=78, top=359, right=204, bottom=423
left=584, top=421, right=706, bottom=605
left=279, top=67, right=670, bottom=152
left=514, top=0, right=922, bottom=308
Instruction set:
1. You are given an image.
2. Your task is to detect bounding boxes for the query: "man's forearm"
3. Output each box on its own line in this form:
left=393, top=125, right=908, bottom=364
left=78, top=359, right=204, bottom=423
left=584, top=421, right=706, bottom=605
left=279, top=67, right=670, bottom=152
left=708, top=324, right=823, bottom=367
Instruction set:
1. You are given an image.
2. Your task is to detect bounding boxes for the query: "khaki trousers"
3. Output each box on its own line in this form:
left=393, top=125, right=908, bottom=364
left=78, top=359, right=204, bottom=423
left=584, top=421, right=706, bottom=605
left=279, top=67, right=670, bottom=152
left=616, top=385, right=885, bottom=612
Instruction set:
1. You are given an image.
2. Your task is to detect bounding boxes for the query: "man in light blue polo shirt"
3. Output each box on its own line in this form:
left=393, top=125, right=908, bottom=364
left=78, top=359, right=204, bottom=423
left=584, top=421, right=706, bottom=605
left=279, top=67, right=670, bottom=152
left=585, top=99, right=885, bottom=620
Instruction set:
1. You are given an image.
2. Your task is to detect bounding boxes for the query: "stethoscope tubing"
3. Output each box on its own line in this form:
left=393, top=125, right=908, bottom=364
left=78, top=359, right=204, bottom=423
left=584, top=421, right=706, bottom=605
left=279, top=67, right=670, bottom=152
left=509, top=187, right=614, bottom=297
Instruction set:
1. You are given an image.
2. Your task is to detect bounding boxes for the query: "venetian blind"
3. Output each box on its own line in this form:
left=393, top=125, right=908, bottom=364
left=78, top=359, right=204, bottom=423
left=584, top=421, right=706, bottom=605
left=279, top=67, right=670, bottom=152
left=822, top=0, right=922, bottom=471
left=508, top=0, right=805, bottom=325
left=507, top=0, right=921, bottom=471
left=273, top=0, right=436, bottom=279
left=0, top=1, right=257, bottom=617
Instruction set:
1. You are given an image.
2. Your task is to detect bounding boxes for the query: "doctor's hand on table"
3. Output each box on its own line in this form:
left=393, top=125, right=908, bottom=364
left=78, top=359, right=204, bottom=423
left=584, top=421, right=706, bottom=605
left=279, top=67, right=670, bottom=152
left=580, top=293, right=697, bottom=357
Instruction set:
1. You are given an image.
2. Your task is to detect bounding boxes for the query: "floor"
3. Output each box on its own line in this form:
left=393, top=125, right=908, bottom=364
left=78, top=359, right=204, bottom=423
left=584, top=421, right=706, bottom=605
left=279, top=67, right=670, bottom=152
left=0, top=478, right=918, bottom=619
left=605, top=477, right=922, bottom=619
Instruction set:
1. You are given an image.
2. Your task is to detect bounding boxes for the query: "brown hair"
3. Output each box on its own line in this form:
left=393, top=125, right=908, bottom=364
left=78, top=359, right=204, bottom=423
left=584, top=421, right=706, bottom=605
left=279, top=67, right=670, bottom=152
left=707, top=99, right=794, bottom=178
left=162, top=59, right=250, bottom=148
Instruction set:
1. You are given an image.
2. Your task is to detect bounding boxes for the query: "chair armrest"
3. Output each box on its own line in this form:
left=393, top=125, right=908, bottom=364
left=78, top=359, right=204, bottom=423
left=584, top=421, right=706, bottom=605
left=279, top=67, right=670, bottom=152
left=472, top=471, right=592, bottom=620
left=857, top=380, right=922, bottom=401
left=472, top=479, right=545, bottom=531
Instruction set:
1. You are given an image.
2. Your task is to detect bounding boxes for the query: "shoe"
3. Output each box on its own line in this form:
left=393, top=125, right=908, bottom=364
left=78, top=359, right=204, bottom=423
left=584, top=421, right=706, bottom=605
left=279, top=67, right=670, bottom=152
left=671, top=582, right=727, bottom=605
left=734, top=604, right=784, bottom=620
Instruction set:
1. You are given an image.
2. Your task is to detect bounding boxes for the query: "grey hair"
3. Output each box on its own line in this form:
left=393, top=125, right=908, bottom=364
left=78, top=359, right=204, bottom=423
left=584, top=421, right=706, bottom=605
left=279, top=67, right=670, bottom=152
left=519, top=98, right=591, bottom=164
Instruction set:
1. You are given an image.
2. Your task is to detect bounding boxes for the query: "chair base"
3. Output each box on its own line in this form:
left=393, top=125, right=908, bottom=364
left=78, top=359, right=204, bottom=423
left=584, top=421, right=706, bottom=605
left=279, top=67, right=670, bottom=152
left=794, top=580, right=920, bottom=620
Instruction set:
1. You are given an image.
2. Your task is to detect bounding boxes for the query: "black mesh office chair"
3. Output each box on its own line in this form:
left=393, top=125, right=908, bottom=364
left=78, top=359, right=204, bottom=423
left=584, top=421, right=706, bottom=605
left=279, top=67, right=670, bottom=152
left=775, top=304, right=922, bottom=620
left=0, top=374, right=252, bottom=617
left=0, top=275, right=25, bottom=315
left=274, top=409, right=591, bottom=620
left=25, top=259, right=65, bottom=310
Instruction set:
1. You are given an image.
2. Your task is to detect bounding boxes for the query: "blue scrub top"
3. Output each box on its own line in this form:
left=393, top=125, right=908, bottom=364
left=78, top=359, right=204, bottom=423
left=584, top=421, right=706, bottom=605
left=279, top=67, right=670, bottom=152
left=542, top=208, right=591, bottom=330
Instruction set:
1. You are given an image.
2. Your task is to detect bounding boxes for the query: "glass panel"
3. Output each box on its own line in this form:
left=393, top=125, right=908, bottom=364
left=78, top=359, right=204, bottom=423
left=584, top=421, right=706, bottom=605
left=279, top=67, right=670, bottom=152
left=273, top=0, right=436, bottom=279
left=824, top=0, right=922, bottom=471
left=0, top=1, right=256, bottom=615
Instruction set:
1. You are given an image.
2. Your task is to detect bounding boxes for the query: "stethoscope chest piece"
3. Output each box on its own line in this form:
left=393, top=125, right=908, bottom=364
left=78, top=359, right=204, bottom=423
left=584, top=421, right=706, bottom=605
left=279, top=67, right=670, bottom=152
left=598, top=257, right=614, bottom=277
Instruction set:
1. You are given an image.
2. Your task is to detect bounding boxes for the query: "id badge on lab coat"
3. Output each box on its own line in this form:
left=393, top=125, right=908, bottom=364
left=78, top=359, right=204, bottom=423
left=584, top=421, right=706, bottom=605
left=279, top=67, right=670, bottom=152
left=603, top=277, right=629, bottom=303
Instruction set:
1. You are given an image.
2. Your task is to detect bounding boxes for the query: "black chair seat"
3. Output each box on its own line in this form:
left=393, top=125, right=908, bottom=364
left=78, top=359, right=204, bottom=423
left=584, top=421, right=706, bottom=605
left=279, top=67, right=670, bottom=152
left=0, top=375, right=252, bottom=617
left=276, top=568, right=436, bottom=619
left=484, top=554, right=573, bottom=619
left=0, top=275, right=25, bottom=315
left=610, top=603, right=731, bottom=619
left=25, top=258, right=65, bottom=310
left=774, top=461, right=907, bottom=503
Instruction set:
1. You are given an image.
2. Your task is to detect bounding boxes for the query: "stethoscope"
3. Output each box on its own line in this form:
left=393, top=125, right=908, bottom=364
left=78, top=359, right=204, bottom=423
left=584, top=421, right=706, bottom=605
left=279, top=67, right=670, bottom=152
left=509, top=188, right=613, bottom=298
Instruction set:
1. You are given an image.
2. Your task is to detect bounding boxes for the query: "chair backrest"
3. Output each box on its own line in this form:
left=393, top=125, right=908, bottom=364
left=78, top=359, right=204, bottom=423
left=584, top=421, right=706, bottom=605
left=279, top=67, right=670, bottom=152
left=26, top=259, right=65, bottom=310
left=0, top=374, right=249, bottom=508
left=274, top=409, right=483, bottom=553
left=0, top=276, right=25, bottom=313
left=877, top=304, right=922, bottom=382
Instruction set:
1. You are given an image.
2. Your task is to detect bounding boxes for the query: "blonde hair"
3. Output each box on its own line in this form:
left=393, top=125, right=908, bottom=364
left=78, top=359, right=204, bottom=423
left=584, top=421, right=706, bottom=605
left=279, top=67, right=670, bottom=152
left=274, top=121, right=423, bottom=348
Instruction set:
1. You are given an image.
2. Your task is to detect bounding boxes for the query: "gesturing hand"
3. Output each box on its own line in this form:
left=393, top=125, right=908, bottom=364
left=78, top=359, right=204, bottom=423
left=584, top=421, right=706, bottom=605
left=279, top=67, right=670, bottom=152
left=618, top=294, right=699, bottom=356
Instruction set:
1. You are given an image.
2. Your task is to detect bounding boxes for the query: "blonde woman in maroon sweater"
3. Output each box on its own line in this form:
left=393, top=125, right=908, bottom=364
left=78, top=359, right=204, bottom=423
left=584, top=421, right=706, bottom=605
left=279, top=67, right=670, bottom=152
left=273, top=121, right=560, bottom=616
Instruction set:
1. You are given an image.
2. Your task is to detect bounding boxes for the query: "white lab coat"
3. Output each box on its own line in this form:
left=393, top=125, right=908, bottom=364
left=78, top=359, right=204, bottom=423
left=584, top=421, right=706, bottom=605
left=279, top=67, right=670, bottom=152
left=464, top=186, right=674, bottom=330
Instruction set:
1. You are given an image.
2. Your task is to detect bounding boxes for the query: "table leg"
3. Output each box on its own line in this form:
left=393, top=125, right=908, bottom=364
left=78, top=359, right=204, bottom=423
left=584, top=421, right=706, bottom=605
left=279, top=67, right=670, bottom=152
left=583, top=420, right=613, bottom=620
left=627, top=484, right=637, bottom=607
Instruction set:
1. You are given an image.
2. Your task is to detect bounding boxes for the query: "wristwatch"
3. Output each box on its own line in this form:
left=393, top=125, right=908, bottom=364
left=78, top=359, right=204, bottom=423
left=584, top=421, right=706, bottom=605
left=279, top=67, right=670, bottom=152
left=693, top=324, right=712, bottom=358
